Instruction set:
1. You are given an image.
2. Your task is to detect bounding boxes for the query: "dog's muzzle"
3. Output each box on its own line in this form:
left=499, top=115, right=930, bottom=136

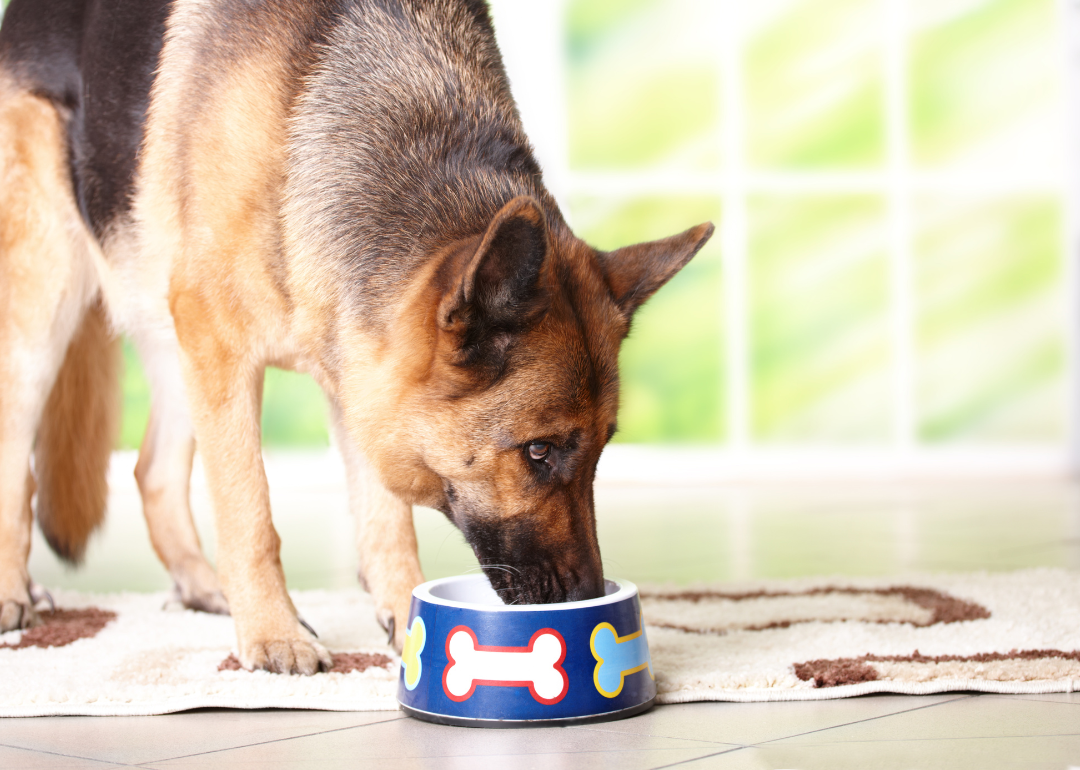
left=481, top=561, right=604, bottom=606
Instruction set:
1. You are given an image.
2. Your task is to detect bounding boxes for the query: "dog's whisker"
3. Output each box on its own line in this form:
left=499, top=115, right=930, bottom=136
left=464, top=565, right=514, bottom=579
left=478, top=563, right=521, bottom=575
left=480, top=567, right=516, bottom=577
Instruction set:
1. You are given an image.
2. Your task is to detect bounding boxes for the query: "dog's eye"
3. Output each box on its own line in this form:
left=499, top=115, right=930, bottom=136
left=527, top=442, right=551, bottom=462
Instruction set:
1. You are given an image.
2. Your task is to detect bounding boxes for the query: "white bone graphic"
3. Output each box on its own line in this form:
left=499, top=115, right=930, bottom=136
left=442, top=626, right=569, bottom=704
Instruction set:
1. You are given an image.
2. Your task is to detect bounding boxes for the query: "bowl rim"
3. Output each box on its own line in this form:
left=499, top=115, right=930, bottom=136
left=413, top=574, right=637, bottom=612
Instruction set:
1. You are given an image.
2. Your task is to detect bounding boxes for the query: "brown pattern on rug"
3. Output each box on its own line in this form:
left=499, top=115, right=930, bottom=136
left=217, top=652, right=394, bottom=674
left=640, top=585, right=990, bottom=635
left=795, top=649, right=1080, bottom=687
left=0, top=608, right=116, bottom=650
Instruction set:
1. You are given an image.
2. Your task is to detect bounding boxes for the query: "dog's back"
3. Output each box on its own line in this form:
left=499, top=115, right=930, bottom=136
left=0, top=0, right=170, bottom=237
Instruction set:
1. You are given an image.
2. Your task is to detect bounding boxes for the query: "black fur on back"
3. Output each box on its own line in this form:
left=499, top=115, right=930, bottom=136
left=0, top=0, right=172, bottom=237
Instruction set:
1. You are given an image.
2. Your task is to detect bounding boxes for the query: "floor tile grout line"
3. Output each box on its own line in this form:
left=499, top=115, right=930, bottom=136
left=752, top=694, right=975, bottom=747
left=569, top=695, right=974, bottom=752
left=1, top=741, right=141, bottom=767
left=768, top=731, right=1080, bottom=746
left=373, top=746, right=733, bottom=763
left=133, top=714, right=407, bottom=765
left=1011, top=697, right=1080, bottom=705
left=143, top=745, right=756, bottom=766
left=569, top=724, right=745, bottom=749
left=644, top=725, right=1080, bottom=769
left=648, top=745, right=749, bottom=770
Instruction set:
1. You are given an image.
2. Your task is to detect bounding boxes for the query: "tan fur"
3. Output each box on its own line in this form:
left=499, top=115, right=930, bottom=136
left=0, top=80, right=103, bottom=631
left=334, top=406, right=425, bottom=643
left=134, top=399, right=226, bottom=614
left=34, top=299, right=119, bottom=563
left=129, top=6, right=330, bottom=673
left=99, top=217, right=227, bottom=614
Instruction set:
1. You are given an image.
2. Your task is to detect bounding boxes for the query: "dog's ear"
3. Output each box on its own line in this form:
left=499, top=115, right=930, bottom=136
left=599, top=222, right=715, bottom=317
left=438, top=196, right=549, bottom=335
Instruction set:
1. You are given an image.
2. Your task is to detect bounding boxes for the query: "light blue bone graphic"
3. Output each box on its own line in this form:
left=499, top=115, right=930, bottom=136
left=590, top=613, right=653, bottom=698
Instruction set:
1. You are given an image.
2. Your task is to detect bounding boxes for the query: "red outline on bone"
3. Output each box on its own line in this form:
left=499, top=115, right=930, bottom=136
left=442, top=625, right=569, bottom=704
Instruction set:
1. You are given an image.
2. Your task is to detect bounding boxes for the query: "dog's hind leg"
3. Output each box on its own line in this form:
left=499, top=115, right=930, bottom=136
left=0, top=82, right=104, bottom=631
left=332, top=407, right=424, bottom=654
left=133, top=333, right=228, bottom=615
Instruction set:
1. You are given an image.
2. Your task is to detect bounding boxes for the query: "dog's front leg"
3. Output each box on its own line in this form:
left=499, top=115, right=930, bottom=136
left=174, top=326, right=330, bottom=675
left=334, top=411, right=423, bottom=653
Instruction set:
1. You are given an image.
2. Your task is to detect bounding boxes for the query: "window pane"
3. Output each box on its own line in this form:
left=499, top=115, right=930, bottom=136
left=915, top=196, right=1065, bottom=442
left=570, top=196, right=723, bottom=443
left=745, top=0, right=885, bottom=169
left=566, top=0, right=721, bottom=170
left=910, top=0, right=1063, bottom=172
left=750, top=196, right=891, bottom=441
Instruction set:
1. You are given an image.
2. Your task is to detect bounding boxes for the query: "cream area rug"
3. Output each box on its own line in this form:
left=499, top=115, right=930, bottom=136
left=2, top=568, right=1078, bottom=716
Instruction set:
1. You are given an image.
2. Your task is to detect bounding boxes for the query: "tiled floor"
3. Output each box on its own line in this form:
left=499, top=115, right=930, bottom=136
left=9, top=450, right=1080, bottom=769
left=3, top=694, right=1080, bottom=769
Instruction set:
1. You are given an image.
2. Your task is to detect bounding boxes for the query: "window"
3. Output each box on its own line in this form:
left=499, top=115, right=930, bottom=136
left=492, top=0, right=1073, bottom=474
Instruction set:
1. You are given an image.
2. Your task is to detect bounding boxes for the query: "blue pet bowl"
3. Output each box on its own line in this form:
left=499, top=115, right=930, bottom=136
left=397, top=575, right=656, bottom=727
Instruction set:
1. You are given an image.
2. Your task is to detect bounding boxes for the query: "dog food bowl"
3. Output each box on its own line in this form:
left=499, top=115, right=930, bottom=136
left=397, top=575, right=655, bottom=727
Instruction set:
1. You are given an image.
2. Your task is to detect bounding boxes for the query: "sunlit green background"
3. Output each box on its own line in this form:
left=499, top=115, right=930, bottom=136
left=2, top=0, right=1065, bottom=449
left=567, top=0, right=1066, bottom=447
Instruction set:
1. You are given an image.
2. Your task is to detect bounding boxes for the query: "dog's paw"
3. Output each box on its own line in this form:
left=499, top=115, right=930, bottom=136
left=241, top=635, right=333, bottom=675
left=376, top=606, right=398, bottom=653
left=0, top=592, right=37, bottom=632
left=173, top=559, right=230, bottom=615
left=376, top=595, right=413, bottom=654
left=0, top=600, right=37, bottom=632
left=0, top=575, right=40, bottom=632
left=175, top=583, right=230, bottom=615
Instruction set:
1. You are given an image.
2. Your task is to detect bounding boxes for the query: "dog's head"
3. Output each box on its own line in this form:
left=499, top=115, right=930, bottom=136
left=367, top=196, right=712, bottom=605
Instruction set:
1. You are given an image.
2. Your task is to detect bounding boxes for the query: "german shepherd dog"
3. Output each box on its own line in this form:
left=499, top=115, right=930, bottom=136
left=0, top=0, right=712, bottom=673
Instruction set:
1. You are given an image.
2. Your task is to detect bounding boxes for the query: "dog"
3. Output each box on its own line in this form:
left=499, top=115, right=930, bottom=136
left=0, top=0, right=713, bottom=674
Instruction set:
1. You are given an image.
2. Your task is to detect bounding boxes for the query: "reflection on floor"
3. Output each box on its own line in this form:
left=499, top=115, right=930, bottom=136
left=14, top=450, right=1080, bottom=769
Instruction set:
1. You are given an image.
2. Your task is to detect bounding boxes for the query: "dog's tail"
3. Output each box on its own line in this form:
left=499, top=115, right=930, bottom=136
left=34, top=299, right=121, bottom=564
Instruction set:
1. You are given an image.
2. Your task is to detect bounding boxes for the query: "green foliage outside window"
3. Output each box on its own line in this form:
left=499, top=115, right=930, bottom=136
left=748, top=195, right=891, bottom=442
left=565, top=0, right=1065, bottom=446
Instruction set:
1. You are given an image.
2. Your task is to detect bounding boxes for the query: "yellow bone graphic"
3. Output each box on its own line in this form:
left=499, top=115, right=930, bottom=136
left=401, top=616, right=426, bottom=690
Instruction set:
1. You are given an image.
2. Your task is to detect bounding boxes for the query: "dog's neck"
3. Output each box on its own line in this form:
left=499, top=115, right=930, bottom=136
left=281, top=0, right=558, bottom=333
